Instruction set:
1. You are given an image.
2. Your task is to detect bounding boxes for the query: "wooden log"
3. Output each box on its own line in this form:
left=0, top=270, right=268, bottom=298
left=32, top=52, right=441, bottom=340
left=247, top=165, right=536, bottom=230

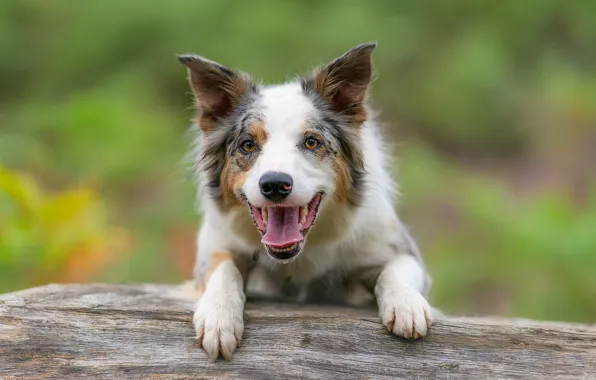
left=0, top=284, right=594, bottom=379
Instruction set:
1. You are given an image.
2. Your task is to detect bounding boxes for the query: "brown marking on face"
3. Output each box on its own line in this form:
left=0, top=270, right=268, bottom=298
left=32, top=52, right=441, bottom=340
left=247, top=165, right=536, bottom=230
left=301, top=126, right=359, bottom=205
left=219, top=120, right=268, bottom=211
left=247, top=120, right=268, bottom=146
left=332, top=153, right=355, bottom=204
left=220, top=159, right=245, bottom=210
left=302, top=129, right=328, bottom=159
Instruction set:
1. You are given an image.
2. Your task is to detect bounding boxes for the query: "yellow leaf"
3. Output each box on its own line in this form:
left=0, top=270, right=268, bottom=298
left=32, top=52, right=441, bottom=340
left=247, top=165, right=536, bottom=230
left=0, top=165, right=42, bottom=213
left=39, top=189, right=98, bottom=229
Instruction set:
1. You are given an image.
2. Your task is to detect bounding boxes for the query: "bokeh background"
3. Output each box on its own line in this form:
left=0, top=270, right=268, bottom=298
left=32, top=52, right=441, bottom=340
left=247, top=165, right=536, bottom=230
left=1, top=1, right=595, bottom=323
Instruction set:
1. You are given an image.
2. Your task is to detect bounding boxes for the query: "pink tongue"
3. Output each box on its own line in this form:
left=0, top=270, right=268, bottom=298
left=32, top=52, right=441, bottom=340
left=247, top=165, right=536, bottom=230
left=261, top=207, right=303, bottom=248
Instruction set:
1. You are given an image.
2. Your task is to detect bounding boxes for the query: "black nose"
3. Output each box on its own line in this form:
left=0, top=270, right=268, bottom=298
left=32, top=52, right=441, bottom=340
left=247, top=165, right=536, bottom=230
left=259, top=172, right=293, bottom=201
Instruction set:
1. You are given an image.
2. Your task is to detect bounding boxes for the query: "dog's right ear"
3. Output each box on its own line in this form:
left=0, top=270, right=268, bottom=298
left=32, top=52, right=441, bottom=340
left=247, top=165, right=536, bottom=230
left=178, top=55, right=251, bottom=130
left=305, top=43, right=376, bottom=123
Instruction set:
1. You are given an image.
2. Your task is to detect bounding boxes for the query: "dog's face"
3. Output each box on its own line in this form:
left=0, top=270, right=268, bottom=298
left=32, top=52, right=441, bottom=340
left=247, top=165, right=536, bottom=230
left=179, top=43, right=375, bottom=262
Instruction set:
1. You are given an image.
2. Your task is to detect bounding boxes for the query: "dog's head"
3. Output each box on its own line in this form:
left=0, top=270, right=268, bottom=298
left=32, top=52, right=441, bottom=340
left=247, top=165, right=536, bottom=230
left=179, top=43, right=375, bottom=262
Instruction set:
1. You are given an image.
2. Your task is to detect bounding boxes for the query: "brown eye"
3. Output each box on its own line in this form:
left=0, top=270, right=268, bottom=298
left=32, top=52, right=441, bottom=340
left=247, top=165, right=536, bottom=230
left=304, top=137, right=320, bottom=150
left=240, top=140, right=257, bottom=154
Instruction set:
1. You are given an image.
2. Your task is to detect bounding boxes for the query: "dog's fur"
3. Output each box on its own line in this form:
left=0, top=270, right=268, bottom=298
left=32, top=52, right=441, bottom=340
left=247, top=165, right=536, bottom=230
left=178, top=43, right=433, bottom=361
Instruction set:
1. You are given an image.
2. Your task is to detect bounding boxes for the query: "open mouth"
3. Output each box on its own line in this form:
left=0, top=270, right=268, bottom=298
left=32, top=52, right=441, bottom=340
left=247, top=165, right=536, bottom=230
left=249, top=193, right=323, bottom=260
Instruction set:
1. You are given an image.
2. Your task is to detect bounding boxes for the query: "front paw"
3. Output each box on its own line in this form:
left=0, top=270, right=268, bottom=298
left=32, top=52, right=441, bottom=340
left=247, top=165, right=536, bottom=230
left=378, top=286, right=432, bottom=339
left=193, top=293, right=244, bottom=361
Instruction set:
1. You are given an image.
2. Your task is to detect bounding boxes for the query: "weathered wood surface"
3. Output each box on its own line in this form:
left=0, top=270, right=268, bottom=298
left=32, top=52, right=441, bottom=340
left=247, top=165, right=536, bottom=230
left=0, top=284, right=594, bottom=380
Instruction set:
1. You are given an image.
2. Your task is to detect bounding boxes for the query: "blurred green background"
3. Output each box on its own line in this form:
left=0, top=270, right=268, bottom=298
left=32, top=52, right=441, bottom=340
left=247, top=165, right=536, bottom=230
left=1, top=1, right=595, bottom=323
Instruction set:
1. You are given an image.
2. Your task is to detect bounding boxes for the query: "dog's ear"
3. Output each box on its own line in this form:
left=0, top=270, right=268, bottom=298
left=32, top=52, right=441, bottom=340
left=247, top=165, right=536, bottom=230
left=178, top=54, right=251, bottom=128
left=306, top=42, right=376, bottom=120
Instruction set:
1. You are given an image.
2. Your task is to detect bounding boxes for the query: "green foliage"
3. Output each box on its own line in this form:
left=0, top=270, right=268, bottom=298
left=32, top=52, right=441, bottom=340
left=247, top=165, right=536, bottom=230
left=0, top=1, right=594, bottom=321
left=0, top=166, right=128, bottom=290
left=398, top=145, right=596, bottom=322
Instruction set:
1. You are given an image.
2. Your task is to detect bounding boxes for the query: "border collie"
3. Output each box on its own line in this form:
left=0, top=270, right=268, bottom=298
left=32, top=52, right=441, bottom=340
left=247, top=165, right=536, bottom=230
left=178, top=43, right=432, bottom=361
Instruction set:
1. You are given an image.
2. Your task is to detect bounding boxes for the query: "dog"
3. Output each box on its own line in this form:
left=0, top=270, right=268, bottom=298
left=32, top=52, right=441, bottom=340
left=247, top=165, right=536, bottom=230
left=177, top=42, right=433, bottom=361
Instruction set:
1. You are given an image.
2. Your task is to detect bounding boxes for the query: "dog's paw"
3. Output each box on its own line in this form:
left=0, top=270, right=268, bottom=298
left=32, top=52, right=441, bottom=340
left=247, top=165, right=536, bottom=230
left=193, top=293, right=244, bottom=361
left=378, top=286, right=432, bottom=339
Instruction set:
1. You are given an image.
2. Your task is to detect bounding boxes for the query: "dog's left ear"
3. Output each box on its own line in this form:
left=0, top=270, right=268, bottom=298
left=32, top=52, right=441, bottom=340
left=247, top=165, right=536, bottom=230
left=305, top=42, right=376, bottom=121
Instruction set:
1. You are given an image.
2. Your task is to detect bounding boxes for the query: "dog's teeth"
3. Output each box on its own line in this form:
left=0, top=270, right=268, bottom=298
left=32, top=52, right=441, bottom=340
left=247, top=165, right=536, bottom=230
left=270, top=243, right=297, bottom=253
left=262, top=208, right=268, bottom=226
left=300, top=205, right=307, bottom=224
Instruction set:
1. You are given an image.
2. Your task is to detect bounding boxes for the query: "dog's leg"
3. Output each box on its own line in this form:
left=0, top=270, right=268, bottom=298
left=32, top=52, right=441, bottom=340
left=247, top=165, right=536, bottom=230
left=193, top=251, right=245, bottom=361
left=375, top=254, right=432, bottom=339
left=192, top=219, right=249, bottom=361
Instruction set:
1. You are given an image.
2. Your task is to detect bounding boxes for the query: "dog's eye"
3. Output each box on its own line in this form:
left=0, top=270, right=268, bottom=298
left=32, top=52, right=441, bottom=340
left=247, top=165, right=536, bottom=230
left=240, top=140, right=257, bottom=153
left=304, top=137, right=320, bottom=151
left=240, top=140, right=257, bottom=154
